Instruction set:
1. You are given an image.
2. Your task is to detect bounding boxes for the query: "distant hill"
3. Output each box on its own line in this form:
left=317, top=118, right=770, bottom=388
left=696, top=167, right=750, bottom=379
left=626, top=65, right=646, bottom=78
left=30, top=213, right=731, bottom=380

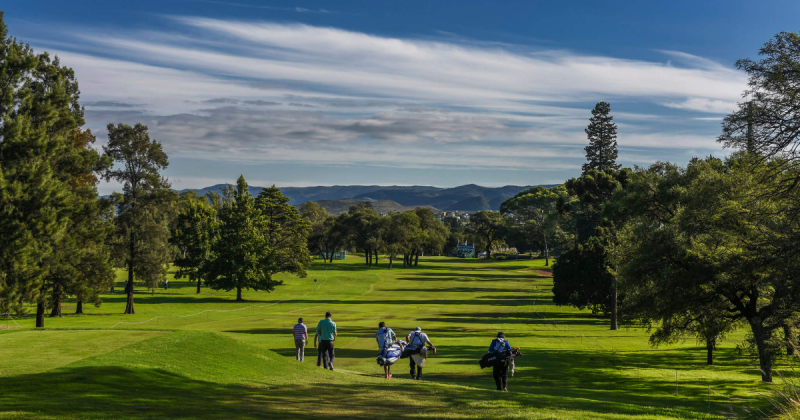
left=179, top=183, right=560, bottom=212
left=314, top=198, right=437, bottom=216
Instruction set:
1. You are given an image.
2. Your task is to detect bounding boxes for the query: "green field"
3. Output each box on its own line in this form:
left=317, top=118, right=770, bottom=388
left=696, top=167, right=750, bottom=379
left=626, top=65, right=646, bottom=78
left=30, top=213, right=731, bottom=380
left=0, top=256, right=776, bottom=419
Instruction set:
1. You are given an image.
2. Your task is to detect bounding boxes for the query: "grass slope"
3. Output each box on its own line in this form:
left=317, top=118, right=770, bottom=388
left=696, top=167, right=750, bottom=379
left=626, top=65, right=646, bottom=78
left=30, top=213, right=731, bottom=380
left=0, top=257, right=775, bottom=419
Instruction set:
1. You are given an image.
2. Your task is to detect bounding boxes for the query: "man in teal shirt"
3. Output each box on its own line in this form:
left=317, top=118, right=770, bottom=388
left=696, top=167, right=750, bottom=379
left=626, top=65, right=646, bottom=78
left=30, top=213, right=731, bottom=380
left=315, top=311, right=337, bottom=370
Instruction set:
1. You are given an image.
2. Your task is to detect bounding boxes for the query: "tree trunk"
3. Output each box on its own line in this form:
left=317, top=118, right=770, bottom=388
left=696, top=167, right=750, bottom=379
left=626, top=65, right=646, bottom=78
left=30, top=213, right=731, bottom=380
left=329, top=250, right=334, bottom=263
left=414, top=251, right=419, bottom=266
left=610, top=276, right=618, bottom=330
left=196, top=278, right=201, bottom=294
left=36, top=301, right=45, bottom=328
left=751, top=322, right=774, bottom=382
left=49, top=286, right=62, bottom=317
left=124, top=244, right=135, bottom=314
left=403, top=253, right=407, bottom=267
left=49, top=296, right=62, bottom=318
left=365, top=250, right=370, bottom=266
left=486, top=246, right=491, bottom=260
left=543, top=234, right=549, bottom=267
left=374, top=249, right=379, bottom=266
left=389, top=255, right=393, bottom=269
left=75, top=300, right=84, bottom=315
left=236, top=287, right=243, bottom=302
left=784, top=324, right=795, bottom=356
left=706, top=340, right=715, bottom=366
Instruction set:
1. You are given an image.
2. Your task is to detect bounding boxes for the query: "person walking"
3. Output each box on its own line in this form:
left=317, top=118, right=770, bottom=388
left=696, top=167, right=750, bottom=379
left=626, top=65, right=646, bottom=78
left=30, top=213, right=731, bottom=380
left=489, top=332, right=512, bottom=391
left=314, top=311, right=337, bottom=370
left=293, top=317, right=309, bottom=362
left=406, top=327, right=436, bottom=380
left=376, top=321, right=397, bottom=379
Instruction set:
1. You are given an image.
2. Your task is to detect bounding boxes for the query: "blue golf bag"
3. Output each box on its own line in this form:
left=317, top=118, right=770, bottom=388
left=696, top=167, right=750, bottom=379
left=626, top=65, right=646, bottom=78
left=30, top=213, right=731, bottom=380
left=377, top=341, right=405, bottom=366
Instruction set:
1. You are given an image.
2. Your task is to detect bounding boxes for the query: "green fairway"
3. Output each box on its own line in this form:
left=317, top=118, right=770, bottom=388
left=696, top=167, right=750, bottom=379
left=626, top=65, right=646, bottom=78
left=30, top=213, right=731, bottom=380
left=0, top=257, right=773, bottom=419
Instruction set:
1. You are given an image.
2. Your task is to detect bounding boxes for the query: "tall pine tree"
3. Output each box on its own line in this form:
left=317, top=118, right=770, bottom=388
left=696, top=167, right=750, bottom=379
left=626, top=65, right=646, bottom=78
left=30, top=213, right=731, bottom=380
left=582, top=102, right=620, bottom=174
left=103, top=123, right=174, bottom=314
left=0, top=14, right=113, bottom=327
left=203, top=176, right=280, bottom=301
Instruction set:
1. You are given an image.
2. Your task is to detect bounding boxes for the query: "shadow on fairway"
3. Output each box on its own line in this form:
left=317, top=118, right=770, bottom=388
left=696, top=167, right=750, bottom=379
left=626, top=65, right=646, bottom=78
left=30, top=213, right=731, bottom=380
left=0, top=362, right=749, bottom=420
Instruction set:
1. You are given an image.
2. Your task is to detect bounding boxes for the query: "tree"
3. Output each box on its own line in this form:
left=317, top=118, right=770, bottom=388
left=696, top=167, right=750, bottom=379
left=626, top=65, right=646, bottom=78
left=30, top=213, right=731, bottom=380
left=500, top=185, right=565, bottom=266
left=256, top=186, right=312, bottom=278
left=299, top=201, right=336, bottom=259
left=719, top=32, right=800, bottom=165
left=103, top=123, right=173, bottom=314
left=202, top=176, right=279, bottom=301
left=582, top=102, right=620, bottom=174
left=45, top=128, right=115, bottom=318
left=552, top=237, right=616, bottom=316
left=0, top=15, right=115, bottom=327
left=615, top=154, right=800, bottom=382
left=340, top=203, right=381, bottom=267
left=553, top=168, right=629, bottom=330
left=411, top=207, right=449, bottom=266
left=382, top=211, right=420, bottom=269
left=171, top=198, right=218, bottom=294
left=467, top=211, right=506, bottom=259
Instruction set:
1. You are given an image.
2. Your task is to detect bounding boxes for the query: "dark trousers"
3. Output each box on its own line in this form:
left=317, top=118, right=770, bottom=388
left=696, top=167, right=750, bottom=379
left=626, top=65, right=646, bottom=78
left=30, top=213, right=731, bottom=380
left=317, top=340, right=335, bottom=369
left=493, top=362, right=508, bottom=390
left=409, top=357, right=422, bottom=378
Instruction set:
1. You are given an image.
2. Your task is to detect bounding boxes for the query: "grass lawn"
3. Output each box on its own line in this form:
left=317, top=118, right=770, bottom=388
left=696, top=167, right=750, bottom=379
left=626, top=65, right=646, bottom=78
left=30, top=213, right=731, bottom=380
left=0, top=256, right=778, bottom=419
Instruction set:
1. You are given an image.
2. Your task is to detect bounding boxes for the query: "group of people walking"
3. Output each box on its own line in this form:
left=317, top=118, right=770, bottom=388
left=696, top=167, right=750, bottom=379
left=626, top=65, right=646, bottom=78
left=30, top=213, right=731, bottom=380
left=292, top=311, right=337, bottom=369
left=292, top=312, right=516, bottom=391
left=376, top=323, right=436, bottom=380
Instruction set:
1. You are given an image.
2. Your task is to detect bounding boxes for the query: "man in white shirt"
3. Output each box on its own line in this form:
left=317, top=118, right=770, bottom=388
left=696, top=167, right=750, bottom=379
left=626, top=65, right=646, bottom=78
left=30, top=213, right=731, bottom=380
left=406, top=327, right=436, bottom=380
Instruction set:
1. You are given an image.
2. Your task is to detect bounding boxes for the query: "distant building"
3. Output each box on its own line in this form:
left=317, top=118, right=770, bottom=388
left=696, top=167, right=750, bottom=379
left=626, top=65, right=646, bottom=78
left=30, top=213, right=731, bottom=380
left=320, top=251, right=346, bottom=260
left=455, top=244, right=476, bottom=258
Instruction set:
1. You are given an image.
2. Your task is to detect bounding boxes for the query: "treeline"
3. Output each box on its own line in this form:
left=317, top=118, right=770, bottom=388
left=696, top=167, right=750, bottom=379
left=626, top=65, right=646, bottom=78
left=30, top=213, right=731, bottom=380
left=530, top=33, right=800, bottom=384
left=0, top=16, right=312, bottom=326
left=298, top=202, right=449, bottom=268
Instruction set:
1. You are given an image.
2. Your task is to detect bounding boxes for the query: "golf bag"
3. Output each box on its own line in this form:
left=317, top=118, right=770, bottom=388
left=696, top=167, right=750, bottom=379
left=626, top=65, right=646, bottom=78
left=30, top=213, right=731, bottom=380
left=377, top=341, right=405, bottom=366
left=479, top=348, right=522, bottom=369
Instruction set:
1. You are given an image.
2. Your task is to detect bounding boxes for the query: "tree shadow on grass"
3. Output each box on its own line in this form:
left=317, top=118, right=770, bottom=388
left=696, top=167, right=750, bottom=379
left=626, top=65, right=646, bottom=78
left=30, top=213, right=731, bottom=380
left=0, top=363, right=754, bottom=419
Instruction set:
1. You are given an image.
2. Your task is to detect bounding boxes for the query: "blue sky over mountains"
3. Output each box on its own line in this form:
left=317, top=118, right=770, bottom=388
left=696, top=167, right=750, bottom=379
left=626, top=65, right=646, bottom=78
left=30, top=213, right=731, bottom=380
left=7, top=0, right=798, bottom=194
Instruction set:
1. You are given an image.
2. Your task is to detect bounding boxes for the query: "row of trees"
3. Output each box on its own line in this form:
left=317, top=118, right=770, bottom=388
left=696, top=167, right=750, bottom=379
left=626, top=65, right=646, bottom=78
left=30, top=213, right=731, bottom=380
left=0, top=15, right=313, bottom=325
left=299, top=202, right=449, bottom=268
left=542, top=32, right=800, bottom=383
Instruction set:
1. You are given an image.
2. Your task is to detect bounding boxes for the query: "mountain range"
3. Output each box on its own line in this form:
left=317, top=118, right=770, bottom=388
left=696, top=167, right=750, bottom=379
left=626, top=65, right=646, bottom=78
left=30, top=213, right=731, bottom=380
left=181, top=184, right=558, bottom=214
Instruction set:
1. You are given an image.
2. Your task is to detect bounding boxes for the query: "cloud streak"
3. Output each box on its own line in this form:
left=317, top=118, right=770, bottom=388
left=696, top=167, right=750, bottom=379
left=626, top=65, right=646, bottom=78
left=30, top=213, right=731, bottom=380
left=32, top=16, right=745, bottom=190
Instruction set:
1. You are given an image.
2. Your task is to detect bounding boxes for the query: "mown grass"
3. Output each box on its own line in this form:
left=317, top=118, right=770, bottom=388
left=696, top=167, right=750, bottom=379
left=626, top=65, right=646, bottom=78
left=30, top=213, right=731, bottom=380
left=0, top=256, right=779, bottom=419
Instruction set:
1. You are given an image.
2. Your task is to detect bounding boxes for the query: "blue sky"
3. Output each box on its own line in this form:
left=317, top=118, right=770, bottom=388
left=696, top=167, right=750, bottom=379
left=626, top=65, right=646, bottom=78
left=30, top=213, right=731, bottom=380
left=5, top=0, right=797, bottom=194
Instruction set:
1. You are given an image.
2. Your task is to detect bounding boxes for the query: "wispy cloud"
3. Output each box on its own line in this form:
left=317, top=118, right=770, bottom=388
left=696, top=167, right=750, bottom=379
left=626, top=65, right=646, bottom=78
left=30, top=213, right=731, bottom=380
left=35, top=16, right=742, bottom=184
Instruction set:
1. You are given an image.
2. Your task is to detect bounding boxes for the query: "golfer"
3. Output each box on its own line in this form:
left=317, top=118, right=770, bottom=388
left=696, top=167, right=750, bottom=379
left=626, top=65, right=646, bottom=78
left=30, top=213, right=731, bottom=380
left=315, top=311, right=337, bottom=370
left=293, top=317, right=308, bottom=361
left=406, top=327, right=436, bottom=380
left=376, top=321, right=397, bottom=379
left=488, top=332, right=512, bottom=391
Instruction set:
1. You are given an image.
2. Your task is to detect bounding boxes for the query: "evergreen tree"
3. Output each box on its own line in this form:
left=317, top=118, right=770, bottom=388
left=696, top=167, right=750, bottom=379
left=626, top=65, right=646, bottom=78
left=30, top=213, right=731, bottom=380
left=203, top=176, right=279, bottom=301
left=171, top=198, right=218, bottom=294
left=45, top=128, right=115, bottom=318
left=256, top=186, right=312, bottom=278
left=582, top=102, right=620, bottom=174
left=0, top=15, right=113, bottom=327
left=102, top=123, right=173, bottom=314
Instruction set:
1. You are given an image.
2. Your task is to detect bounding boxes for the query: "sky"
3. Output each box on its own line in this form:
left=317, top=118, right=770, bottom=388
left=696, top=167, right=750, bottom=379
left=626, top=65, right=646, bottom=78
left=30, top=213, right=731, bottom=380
left=5, top=0, right=798, bottom=194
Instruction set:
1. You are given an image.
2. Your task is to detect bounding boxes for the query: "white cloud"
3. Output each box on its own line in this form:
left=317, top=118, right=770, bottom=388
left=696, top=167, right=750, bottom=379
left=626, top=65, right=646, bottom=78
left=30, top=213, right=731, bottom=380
left=35, top=17, right=744, bottom=182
